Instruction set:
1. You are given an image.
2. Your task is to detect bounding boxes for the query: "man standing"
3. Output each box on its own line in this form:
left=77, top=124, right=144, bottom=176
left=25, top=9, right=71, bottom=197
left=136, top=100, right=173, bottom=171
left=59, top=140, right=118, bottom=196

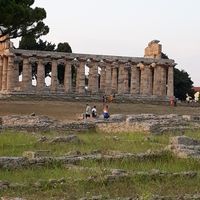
left=85, top=104, right=92, bottom=119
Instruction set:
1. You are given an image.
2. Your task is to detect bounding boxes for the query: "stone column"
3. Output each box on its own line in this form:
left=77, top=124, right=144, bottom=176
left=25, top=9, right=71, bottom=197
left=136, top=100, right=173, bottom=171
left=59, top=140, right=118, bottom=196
left=153, top=65, right=166, bottom=96
left=142, top=65, right=152, bottom=96
left=167, top=66, right=174, bottom=97
left=118, top=63, right=124, bottom=94
left=64, top=59, right=72, bottom=93
left=0, top=56, right=3, bottom=91
left=138, top=63, right=145, bottom=95
left=91, top=62, right=99, bottom=94
left=123, top=63, right=130, bottom=94
left=13, top=60, right=19, bottom=88
left=2, top=56, right=8, bottom=91
left=37, top=59, right=45, bottom=92
left=130, top=65, right=140, bottom=95
left=153, top=65, right=160, bottom=96
left=7, top=55, right=15, bottom=92
left=100, top=65, right=106, bottom=93
left=160, top=66, right=167, bottom=96
left=105, top=63, right=112, bottom=95
left=87, top=62, right=93, bottom=92
left=111, top=62, right=118, bottom=93
left=75, top=67, right=80, bottom=93
left=51, top=60, right=57, bottom=93
left=22, top=57, right=32, bottom=92
left=78, top=61, right=86, bottom=94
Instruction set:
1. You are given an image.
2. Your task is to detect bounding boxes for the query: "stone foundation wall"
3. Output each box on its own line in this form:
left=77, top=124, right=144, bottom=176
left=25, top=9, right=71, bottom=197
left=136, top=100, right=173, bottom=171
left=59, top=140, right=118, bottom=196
left=1, top=113, right=200, bottom=134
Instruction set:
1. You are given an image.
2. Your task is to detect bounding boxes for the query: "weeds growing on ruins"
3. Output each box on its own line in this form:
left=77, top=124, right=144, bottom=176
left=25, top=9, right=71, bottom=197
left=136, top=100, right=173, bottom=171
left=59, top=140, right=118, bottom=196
left=1, top=129, right=200, bottom=199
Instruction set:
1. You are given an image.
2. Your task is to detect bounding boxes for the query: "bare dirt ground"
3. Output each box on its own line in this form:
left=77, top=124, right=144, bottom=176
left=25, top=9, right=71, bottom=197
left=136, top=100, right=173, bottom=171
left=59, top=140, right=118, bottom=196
left=0, top=100, right=199, bottom=121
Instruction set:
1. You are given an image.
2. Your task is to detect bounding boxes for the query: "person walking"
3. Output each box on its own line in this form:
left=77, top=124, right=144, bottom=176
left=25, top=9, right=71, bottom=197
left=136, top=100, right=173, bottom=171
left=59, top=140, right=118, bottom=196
left=85, top=104, right=91, bottom=119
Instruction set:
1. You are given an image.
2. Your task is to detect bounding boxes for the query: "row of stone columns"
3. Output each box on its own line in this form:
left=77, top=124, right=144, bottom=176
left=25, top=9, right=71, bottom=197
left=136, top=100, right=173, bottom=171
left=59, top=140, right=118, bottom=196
left=0, top=54, right=174, bottom=98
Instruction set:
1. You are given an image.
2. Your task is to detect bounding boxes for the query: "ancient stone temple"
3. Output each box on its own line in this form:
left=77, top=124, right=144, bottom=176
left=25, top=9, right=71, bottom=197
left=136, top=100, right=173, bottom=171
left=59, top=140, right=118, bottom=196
left=0, top=37, right=176, bottom=101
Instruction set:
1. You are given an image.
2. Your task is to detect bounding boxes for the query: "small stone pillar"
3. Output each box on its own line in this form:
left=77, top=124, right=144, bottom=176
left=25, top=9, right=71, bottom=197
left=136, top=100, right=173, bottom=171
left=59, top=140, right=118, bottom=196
left=64, top=59, right=72, bottom=93
left=167, top=66, right=174, bottom=97
left=22, top=57, right=32, bottom=92
left=2, top=56, right=8, bottom=91
left=51, top=60, right=58, bottom=93
left=111, top=62, right=118, bottom=93
left=37, top=59, right=45, bottom=92
left=130, top=64, right=140, bottom=95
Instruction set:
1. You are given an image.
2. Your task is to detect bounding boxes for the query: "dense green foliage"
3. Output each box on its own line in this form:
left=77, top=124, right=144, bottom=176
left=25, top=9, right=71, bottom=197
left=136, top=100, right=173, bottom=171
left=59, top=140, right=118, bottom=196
left=57, top=42, right=72, bottom=53
left=19, top=34, right=72, bottom=53
left=174, top=68, right=194, bottom=100
left=0, top=0, right=49, bottom=41
left=19, top=34, right=55, bottom=51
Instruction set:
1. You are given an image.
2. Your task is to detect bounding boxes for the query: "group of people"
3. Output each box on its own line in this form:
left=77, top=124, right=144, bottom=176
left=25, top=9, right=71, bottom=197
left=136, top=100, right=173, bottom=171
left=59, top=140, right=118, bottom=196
left=84, top=104, right=110, bottom=120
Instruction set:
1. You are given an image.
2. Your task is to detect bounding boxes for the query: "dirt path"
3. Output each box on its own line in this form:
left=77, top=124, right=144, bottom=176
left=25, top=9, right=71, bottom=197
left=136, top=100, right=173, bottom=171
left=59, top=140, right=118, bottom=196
left=0, top=100, right=199, bottom=121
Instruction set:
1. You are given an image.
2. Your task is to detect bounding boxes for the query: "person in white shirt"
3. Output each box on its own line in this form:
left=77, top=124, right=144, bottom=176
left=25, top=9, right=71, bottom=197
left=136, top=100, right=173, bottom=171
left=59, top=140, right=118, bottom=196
left=85, top=104, right=91, bottom=119
left=91, top=106, right=97, bottom=118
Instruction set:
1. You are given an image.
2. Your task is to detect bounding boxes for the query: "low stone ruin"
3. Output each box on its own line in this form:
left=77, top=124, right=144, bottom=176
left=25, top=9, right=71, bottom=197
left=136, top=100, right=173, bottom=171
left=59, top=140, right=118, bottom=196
left=169, top=136, right=200, bottom=158
left=1, top=113, right=200, bottom=134
left=97, top=114, right=200, bottom=134
left=0, top=115, right=96, bottom=132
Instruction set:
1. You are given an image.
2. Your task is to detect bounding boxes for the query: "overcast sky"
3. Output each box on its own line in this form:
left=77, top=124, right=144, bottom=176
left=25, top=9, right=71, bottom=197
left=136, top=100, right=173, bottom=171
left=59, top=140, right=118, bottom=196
left=15, top=0, right=200, bottom=86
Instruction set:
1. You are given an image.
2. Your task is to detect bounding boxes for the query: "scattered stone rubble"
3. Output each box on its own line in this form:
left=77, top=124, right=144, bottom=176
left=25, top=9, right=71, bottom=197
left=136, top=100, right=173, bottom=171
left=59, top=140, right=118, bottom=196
left=169, top=136, right=200, bottom=158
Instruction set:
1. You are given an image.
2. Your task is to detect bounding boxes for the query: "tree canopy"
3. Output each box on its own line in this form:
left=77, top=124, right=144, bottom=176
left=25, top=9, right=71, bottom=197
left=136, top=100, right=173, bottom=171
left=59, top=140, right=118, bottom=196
left=19, top=34, right=55, bottom=51
left=0, top=0, right=49, bottom=41
left=57, top=42, right=72, bottom=53
left=174, top=68, right=194, bottom=100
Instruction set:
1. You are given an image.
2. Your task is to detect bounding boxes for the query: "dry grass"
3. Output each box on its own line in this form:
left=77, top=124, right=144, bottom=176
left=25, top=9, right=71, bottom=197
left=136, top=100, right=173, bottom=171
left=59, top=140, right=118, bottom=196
left=0, top=100, right=199, bottom=121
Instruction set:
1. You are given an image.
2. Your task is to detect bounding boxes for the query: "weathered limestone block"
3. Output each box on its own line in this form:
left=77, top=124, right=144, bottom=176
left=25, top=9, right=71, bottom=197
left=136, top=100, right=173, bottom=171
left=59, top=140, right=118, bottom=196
left=23, top=150, right=51, bottom=159
left=50, top=135, right=81, bottom=144
left=144, top=40, right=162, bottom=59
left=169, top=136, right=200, bottom=158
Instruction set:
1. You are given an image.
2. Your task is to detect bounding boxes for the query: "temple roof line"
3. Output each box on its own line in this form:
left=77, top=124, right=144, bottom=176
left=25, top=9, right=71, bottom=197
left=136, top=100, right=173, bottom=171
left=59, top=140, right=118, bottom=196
left=9, top=49, right=175, bottom=66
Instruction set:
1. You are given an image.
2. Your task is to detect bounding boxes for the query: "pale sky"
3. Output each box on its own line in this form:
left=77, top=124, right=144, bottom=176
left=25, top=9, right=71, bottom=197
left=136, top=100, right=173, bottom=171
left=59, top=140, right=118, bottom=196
left=14, top=0, right=200, bottom=86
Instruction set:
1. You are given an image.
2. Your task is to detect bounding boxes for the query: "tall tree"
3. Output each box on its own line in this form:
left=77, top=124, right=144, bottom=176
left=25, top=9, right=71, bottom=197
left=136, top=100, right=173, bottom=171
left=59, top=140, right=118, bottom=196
left=174, top=68, right=194, bottom=100
left=0, top=0, right=49, bottom=41
left=56, top=42, right=72, bottom=53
